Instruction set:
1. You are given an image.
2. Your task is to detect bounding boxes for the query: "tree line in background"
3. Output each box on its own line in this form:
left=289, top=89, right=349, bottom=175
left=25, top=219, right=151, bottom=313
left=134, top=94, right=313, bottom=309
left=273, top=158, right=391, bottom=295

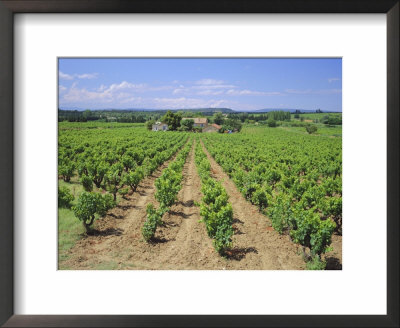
left=145, top=111, right=243, bottom=133
left=58, top=109, right=220, bottom=123
left=226, top=111, right=291, bottom=123
left=59, top=109, right=341, bottom=136
left=58, top=109, right=157, bottom=123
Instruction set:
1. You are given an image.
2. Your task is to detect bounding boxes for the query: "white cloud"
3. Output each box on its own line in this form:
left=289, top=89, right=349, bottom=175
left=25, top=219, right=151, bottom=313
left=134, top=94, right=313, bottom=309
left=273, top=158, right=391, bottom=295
left=172, top=82, right=237, bottom=96
left=60, top=81, right=169, bottom=108
left=120, top=97, right=142, bottom=104
left=77, top=73, right=99, bottom=79
left=285, top=89, right=313, bottom=94
left=58, top=71, right=98, bottom=80
left=171, top=79, right=280, bottom=97
left=193, top=84, right=235, bottom=90
left=195, top=79, right=224, bottom=85
left=59, top=85, right=67, bottom=92
left=152, top=97, right=233, bottom=109
left=285, top=88, right=341, bottom=95
left=317, top=89, right=342, bottom=94
left=172, top=86, right=185, bottom=95
left=59, top=71, right=74, bottom=80
left=328, top=78, right=340, bottom=83
left=63, top=83, right=112, bottom=103
left=227, top=89, right=282, bottom=96
left=59, top=78, right=289, bottom=110
left=196, top=90, right=224, bottom=96
left=105, top=81, right=144, bottom=92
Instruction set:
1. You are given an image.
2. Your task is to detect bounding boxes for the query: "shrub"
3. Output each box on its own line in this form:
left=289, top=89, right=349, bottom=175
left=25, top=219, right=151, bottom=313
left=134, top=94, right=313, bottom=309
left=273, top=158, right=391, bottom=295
left=142, top=204, right=164, bottom=241
left=155, top=168, right=182, bottom=210
left=305, top=124, right=318, bottom=134
left=105, top=166, right=123, bottom=201
left=58, top=186, right=74, bottom=208
left=81, top=174, right=93, bottom=192
left=250, top=187, right=268, bottom=210
left=96, top=193, right=115, bottom=216
left=146, top=119, right=155, bottom=130
left=118, top=187, right=130, bottom=199
left=121, top=154, right=135, bottom=172
left=289, top=207, right=336, bottom=257
left=213, top=215, right=234, bottom=255
left=267, top=193, right=292, bottom=233
left=306, top=255, right=326, bottom=270
left=59, top=162, right=75, bottom=182
left=320, top=197, right=342, bottom=234
left=73, top=192, right=115, bottom=233
left=267, top=119, right=277, bottom=127
left=87, top=161, right=108, bottom=188
left=123, top=167, right=144, bottom=192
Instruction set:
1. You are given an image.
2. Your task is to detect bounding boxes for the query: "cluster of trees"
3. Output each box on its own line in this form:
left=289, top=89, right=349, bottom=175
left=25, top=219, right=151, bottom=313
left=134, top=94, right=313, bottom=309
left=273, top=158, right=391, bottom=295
left=320, top=115, right=342, bottom=125
left=226, top=111, right=291, bottom=123
left=220, top=118, right=242, bottom=132
left=58, top=110, right=98, bottom=122
left=180, top=119, right=203, bottom=132
left=211, top=112, right=224, bottom=125
left=293, top=113, right=342, bottom=126
left=145, top=111, right=183, bottom=131
left=266, top=111, right=291, bottom=121
left=146, top=110, right=242, bottom=133
left=59, top=109, right=158, bottom=123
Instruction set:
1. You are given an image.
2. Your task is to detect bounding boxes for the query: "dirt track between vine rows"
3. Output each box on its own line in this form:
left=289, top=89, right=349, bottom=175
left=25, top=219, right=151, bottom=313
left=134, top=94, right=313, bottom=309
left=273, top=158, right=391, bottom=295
left=59, top=140, right=341, bottom=270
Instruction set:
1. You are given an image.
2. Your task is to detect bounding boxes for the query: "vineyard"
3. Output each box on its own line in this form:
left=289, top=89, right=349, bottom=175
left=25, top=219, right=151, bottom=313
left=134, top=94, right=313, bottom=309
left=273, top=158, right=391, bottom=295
left=58, top=122, right=342, bottom=270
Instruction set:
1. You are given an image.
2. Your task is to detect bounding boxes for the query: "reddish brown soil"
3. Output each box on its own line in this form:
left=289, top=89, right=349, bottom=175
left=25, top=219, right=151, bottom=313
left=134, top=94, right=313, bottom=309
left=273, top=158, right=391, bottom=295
left=59, top=141, right=341, bottom=270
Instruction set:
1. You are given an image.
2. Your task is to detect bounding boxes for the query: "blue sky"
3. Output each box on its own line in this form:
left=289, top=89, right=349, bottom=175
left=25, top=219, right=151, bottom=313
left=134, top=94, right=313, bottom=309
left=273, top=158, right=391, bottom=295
left=58, top=58, right=342, bottom=111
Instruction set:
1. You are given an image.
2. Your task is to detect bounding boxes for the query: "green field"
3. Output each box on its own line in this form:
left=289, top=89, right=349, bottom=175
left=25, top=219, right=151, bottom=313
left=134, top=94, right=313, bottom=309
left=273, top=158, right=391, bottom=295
left=290, top=112, right=342, bottom=120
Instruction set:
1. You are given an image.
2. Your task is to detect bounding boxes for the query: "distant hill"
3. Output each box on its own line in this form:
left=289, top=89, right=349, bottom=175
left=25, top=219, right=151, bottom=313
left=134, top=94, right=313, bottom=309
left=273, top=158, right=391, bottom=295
left=253, top=108, right=307, bottom=113
left=59, top=107, right=235, bottom=113
left=251, top=108, right=342, bottom=113
left=178, top=108, right=234, bottom=113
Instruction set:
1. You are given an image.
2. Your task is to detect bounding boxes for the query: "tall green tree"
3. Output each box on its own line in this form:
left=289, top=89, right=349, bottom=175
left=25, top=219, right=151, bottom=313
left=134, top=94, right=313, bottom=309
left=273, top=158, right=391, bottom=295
left=213, top=112, right=224, bottom=125
left=180, top=119, right=194, bottom=131
left=161, top=111, right=182, bottom=131
left=146, top=119, right=155, bottom=130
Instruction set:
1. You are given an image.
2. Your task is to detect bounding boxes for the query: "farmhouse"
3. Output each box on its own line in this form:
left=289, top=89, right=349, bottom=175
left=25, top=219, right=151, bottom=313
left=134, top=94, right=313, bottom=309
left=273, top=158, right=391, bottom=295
left=182, top=117, right=208, bottom=128
left=152, top=122, right=168, bottom=131
left=203, top=123, right=221, bottom=133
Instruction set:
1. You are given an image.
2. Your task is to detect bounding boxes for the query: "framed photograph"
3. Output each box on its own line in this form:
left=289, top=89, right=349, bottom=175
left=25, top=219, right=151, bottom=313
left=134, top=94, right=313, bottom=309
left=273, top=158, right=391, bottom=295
left=0, top=0, right=398, bottom=327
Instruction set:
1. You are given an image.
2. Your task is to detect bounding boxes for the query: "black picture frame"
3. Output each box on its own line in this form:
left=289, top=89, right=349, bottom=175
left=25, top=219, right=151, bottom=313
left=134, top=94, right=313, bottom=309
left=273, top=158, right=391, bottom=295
left=0, top=0, right=398, bottom=327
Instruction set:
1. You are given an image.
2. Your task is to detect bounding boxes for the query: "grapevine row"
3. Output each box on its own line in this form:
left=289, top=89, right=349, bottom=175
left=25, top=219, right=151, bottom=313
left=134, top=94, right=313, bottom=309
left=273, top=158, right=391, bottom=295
left=201, top=128, right=340, bottom=268
left=194, top=140, right=234, bottom=256
left=58, top=126, right=189, bottom=233
left=142, top=138, right=193, bottom=242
